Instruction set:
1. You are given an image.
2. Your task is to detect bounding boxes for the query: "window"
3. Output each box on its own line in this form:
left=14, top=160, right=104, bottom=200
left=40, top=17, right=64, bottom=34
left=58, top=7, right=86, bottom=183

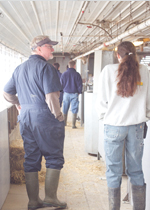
left=0, top=43, right=27, bottom=110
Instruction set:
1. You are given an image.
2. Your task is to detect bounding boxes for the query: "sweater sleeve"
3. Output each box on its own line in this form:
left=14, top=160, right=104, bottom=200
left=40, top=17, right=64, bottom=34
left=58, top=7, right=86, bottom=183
left=45, top=91, right=64, bottom=121
left=77, top=73, right=83, bottom=94
left=96, top=67, right=108, bottom=120
left=60, top=73, right=65, bottom=90
left=3, top=91, right=20, bottom=105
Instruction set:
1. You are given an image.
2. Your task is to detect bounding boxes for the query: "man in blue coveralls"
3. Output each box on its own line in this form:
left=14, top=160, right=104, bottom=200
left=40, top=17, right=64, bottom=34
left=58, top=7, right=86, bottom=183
left=3, top=35, right=67, bottom=210
left=60, top=60, right=82, bottom=128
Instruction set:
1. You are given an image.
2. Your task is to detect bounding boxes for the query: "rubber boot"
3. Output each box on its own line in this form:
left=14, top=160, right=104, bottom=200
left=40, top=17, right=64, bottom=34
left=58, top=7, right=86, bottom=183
left=63, top=114, right=67, bottom=126
left=108, top=187, right=120, bottom=210
left=43, top=168, right=67, bottom=209
left=132, top=183, right=146, bottom=210
left=72, top=113, right=77, bottom=129
left=25, top=172, right=44, bottom=210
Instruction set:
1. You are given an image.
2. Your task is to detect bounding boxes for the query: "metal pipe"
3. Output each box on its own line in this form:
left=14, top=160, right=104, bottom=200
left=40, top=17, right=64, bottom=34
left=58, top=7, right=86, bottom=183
left=103, top=18, right=150, bottom=46
left=74, top=1, right=146, bottom=56
left=74, top=18, right=150, bottom=60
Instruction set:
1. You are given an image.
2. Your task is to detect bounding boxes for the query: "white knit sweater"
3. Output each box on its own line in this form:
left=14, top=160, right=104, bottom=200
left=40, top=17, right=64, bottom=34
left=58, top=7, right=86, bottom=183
left=96, top=63, right=150, bottom=126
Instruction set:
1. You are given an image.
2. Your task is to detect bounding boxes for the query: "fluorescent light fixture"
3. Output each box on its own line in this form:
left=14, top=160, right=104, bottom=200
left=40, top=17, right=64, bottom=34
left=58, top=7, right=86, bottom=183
left=133, top=41, right=143, bottom=46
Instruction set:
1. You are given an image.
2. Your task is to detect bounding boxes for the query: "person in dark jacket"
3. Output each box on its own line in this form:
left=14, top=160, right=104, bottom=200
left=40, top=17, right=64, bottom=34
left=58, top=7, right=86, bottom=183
left=3, top=35, right=67, bottom=210
left=53, top=63, right=63, bottom=107
left=60, top=60, right=82, bottom=128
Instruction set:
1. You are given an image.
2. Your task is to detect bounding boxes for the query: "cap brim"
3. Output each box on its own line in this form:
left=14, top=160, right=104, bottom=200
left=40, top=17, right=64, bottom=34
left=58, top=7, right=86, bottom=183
left=48, top=40, right=58, bottom=46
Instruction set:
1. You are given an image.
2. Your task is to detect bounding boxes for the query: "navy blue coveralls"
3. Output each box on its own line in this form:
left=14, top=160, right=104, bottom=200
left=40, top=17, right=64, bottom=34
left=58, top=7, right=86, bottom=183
left=4, top=55, right=65, bottom=172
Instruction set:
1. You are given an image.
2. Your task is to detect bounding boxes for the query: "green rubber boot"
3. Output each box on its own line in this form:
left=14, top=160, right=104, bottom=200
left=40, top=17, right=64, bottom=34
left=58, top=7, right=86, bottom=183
left=72, top=113, right=77, bottom=129
left=43, top=168, right=67, bottom=209
left=108, top=187, right=120, bottom=210
left=25, top=172, right=44, bottom=210
left=63, top=114, right=67, bottom=126
left=132, top=183, right=146, bottom=210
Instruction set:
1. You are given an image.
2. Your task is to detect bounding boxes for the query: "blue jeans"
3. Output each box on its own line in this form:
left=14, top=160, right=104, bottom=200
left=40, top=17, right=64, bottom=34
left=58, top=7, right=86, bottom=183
left=63, top=92, right=79, bottom=114
left=104, top=123, right=145, bottom=188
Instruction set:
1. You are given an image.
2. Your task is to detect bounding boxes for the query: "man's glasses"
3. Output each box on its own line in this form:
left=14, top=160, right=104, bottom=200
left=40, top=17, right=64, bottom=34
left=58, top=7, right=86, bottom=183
left=42, top=45, right=53, bottom=49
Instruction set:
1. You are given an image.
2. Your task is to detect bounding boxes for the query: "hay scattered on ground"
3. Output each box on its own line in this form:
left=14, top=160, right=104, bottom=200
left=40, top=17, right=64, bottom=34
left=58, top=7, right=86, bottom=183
left=10, top=139, right=46, bottom=184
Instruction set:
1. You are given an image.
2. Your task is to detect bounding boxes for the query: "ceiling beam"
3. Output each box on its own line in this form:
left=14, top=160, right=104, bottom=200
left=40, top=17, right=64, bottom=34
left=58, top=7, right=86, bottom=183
left=64, top=1, right=90, bottom=52
left=30, top=1, right=43, bottom=35
left=8, top=2, right=33, bottom=39
left=40, top=2, right=47, bottom=35
left=63, top=1, right=77, bottom=51
left=0, top=32, right=29, bottom=57
left=0, top=22, right=29, bottom=47
left=48, top=1, right=52, bottom=38
left=67, top=1, right=110, bottom=52
left=0, top=2, right=30, bottom=42
left=20, top=1, right=37, bottom=36
left=56, top=1, right=60, bottom=41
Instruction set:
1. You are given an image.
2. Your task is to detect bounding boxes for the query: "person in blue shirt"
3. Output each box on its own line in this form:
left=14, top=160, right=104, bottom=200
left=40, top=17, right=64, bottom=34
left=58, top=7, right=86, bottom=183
left=60, top=60, right=82, bottom=128
left=53, top=63, right=63, bottom=107
left=3, top=35, right=67, bottom=210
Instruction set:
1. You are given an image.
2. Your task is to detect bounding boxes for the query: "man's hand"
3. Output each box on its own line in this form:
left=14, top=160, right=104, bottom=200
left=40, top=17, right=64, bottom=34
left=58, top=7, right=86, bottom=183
left=57, top=113, right=64, bottom=122
left=15, top=104, right=21, bottom=114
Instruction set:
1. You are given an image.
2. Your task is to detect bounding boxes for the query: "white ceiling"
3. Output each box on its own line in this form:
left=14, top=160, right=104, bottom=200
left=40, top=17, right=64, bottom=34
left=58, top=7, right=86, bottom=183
left=0, top=1, right=150, bottom=58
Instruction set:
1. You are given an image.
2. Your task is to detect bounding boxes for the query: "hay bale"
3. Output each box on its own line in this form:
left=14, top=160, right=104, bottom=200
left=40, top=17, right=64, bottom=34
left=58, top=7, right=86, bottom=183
left=10, top=139, right=25, bottom=184
left=10, top=139, right=46, bottom=184
left=11, top=170, right=25, bottom=184
left=39, top=170, right=46, bottom=182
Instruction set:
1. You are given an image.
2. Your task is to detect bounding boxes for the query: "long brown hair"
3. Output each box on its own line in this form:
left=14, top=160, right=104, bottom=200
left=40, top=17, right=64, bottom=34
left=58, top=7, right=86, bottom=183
left=116, top=41, right=140, bottom=97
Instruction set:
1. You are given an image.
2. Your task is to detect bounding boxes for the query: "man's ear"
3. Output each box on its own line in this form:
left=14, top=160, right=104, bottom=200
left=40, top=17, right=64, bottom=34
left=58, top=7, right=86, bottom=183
left=36, top=46, right=41, bottom=52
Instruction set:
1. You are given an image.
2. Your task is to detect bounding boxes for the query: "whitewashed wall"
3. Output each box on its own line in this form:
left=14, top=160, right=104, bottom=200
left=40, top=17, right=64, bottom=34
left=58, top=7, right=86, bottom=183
left=0, top=109, right=10, bottom=209
left=55, top=56, right=70, bottom=74
left=48, top=56, right=70, bottom=74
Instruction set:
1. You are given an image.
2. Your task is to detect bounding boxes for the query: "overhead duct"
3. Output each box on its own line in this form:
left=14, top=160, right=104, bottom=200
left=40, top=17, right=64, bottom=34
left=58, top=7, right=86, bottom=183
left=74, top=18, right=150, bottom=60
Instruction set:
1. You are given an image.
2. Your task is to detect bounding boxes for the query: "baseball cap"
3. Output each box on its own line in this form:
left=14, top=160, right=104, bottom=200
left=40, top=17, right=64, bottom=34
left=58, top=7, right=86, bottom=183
left=31, top=37, right=58, bottom=50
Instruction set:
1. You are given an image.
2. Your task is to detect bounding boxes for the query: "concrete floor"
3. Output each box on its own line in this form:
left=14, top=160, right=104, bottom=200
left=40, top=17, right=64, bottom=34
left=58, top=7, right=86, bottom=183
left=2, top=114, right=132, bottom=210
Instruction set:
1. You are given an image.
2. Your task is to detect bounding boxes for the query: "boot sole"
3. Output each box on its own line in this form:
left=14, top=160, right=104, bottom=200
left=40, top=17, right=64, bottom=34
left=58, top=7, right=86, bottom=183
left=43, top=202, right=67, bottom=209
left=28, top=205, right=44, bottom=210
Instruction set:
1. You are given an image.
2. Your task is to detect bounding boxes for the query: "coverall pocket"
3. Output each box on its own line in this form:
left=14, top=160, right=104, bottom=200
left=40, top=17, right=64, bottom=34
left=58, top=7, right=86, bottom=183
left=51, top=121, right=65, bottom=139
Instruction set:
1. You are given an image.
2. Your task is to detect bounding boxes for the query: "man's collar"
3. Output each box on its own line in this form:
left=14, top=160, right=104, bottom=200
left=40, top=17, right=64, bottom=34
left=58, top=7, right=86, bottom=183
left=29, top=54, right=47, bottom=61
left=68, top=68, right=76, bottom=71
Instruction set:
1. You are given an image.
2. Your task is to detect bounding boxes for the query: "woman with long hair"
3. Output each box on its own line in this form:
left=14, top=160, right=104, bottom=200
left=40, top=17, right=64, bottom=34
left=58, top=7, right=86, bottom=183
left=96, top=41, right=150, bottom=210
